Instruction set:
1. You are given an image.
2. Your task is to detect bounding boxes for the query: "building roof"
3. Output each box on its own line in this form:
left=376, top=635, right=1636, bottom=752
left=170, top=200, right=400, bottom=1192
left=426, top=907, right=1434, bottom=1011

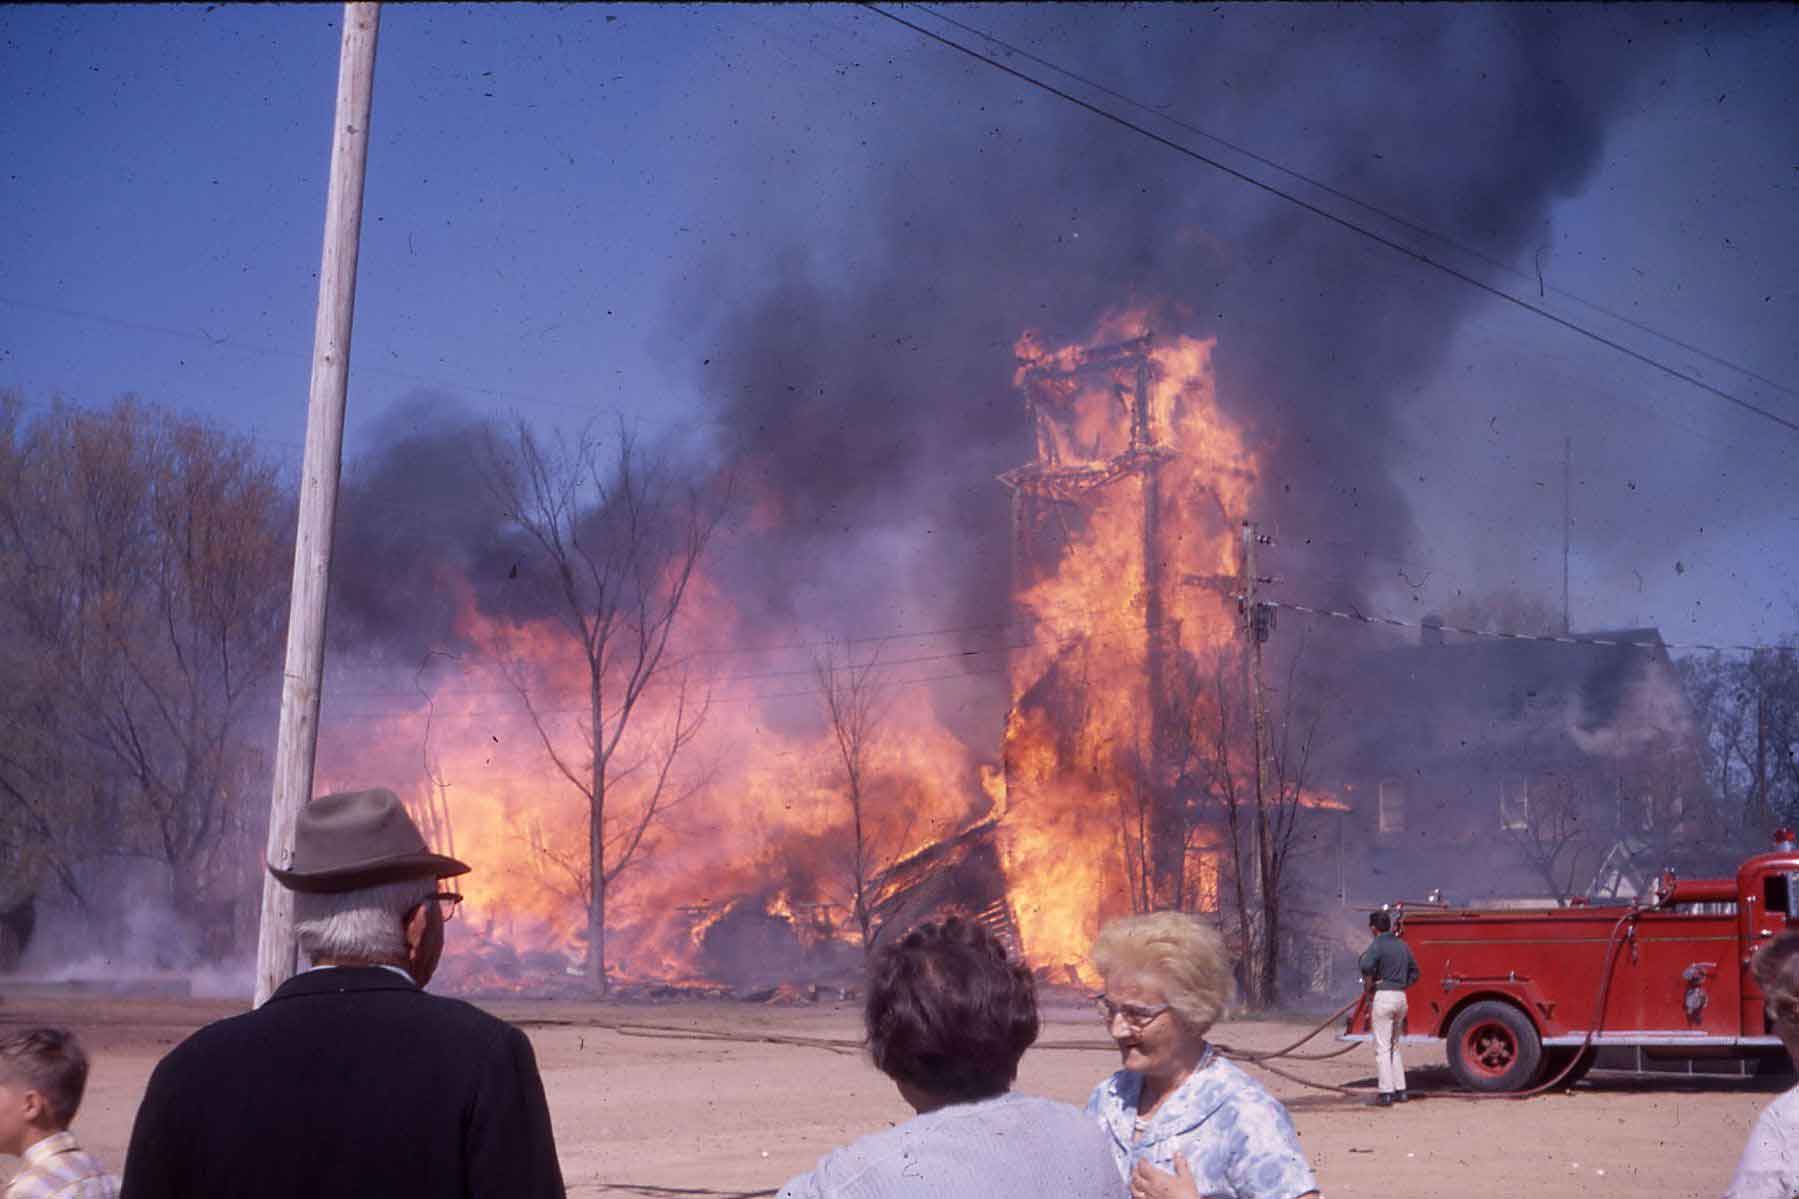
left=1341, top=627, right=1682, bottom=777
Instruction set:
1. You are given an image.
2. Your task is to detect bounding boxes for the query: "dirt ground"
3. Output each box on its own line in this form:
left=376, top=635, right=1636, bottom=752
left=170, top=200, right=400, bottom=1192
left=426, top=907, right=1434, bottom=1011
left=0, top=989, right=1769, bottom=1198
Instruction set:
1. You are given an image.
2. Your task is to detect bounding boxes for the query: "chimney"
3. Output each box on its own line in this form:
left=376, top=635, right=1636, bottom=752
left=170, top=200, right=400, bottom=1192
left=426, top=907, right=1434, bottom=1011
left=1421, top=614, right=1445, bottom=648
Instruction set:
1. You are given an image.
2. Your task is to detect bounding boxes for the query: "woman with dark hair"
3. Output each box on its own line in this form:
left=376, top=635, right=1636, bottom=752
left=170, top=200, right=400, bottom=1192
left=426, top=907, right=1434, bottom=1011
left=777, top=918, right=1124, bottom=1199
left=1727, top=931, right=1799, bottom=1198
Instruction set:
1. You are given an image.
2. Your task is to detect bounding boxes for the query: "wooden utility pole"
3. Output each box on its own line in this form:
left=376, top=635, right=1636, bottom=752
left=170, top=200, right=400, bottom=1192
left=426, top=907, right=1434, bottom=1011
left=254, top=1, right=382, bottom=1008
left=1240, top=521, right=1274, bottom=1001
left=1562, top=433, right=1572, bottom=635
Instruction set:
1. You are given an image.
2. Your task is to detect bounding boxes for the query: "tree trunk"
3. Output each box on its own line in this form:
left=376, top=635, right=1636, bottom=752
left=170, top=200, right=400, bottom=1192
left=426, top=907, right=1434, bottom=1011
left=1756, top=692, right=1770, bottom=831
left=851, top=767, right=874, bottom=954
left=588, top=671, right=607, bottom=994
left=1260, top=891, right=1281, bottom=1009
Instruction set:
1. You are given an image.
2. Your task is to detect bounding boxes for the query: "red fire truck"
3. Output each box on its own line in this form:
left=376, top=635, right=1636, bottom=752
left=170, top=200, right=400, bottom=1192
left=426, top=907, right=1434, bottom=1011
left=1342, top=834, right=1799, bottom=1091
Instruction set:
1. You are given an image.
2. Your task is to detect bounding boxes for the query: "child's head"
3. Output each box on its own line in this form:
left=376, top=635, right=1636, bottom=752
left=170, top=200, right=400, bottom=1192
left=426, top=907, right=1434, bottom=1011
left=0, top=1028, right=89, bottom=1156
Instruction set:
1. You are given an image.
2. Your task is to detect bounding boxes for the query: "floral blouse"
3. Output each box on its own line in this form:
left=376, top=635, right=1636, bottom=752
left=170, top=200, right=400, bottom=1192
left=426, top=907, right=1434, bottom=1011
left=1087, top=1047, right=1319, bottom=1199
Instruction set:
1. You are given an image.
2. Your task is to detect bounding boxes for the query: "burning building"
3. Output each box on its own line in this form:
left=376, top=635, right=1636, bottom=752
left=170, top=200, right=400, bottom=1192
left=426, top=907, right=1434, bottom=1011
left=993, top=313, right=1259, bottom=984
left=308, top=313, right=1318, bottom=997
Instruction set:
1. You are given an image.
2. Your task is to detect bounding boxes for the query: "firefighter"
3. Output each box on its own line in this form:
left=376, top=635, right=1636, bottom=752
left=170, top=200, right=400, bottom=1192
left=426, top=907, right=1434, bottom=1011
left=1358, top=909, right=1420, bottom=1106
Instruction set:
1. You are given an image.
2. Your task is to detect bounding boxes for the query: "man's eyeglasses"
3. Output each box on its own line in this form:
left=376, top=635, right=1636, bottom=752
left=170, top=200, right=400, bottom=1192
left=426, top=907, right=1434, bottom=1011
left=1094, top=996, right=1171, bottom=1030
left=416, top=891, right=462, bottom=923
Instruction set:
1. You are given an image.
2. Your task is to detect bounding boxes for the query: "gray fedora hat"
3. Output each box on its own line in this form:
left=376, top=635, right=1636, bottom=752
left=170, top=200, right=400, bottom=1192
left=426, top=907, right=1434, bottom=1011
left=267, top=788, right=470, bottom=893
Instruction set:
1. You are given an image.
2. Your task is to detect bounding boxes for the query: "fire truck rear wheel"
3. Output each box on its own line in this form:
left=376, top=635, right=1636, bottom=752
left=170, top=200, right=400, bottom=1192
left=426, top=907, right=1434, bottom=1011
left=1446, top=1001, right=1543, bottom=1092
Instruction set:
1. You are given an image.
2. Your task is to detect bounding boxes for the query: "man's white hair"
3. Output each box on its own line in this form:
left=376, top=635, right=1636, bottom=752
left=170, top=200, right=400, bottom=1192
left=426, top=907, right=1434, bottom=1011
left=295, top=879, right=434, bottom=964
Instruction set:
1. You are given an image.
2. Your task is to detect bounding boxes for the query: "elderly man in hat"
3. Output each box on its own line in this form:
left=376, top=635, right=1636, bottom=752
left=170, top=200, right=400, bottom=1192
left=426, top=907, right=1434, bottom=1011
left=119, top=789, right=564, bottom=1198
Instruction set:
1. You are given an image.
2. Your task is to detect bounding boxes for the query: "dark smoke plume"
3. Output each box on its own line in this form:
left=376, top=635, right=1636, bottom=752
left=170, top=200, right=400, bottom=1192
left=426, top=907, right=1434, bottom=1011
left=327, top=8, right=1773, bottom=720
left=668, top=6, right=1744, bottom=642
left=328, top=393, right=520, bottom=665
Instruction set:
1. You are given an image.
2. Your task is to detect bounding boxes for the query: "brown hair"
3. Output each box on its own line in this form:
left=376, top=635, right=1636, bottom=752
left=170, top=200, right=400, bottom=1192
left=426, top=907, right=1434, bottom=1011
left=1754, top=931, right=1799, bottom=1038
left=0, top=1027, right=90, bottom=1128
left=864, top=918, right=1038, bottom=1102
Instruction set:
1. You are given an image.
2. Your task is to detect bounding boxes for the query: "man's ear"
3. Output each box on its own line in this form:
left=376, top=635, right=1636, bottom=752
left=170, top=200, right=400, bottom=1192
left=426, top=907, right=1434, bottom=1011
left=20, top=1087, right=48, bottom=1126
left=404, top=902, right=430, bottom=957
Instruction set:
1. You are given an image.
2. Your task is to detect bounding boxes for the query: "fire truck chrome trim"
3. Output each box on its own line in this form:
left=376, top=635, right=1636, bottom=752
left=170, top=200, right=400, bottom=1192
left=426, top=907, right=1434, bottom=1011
left=1540, top=1034, right=1783, bottom=1047
left=1339, top=1033, right=1784, bottom=1047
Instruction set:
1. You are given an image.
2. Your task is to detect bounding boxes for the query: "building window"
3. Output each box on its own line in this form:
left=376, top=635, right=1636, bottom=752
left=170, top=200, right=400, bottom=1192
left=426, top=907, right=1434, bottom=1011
left=1499, top=779, right=1529, bottom=831
left=1378, top=779, right=1405, bottom=834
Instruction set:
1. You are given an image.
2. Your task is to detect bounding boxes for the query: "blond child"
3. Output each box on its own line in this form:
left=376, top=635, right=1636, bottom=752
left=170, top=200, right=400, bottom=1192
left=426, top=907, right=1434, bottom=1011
left=0, top=1028, right=116, bottom=1199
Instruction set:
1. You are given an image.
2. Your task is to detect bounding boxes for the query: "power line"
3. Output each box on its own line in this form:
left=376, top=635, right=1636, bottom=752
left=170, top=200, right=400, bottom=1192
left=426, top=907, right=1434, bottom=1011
left=327, top=592, right=1792, bottom=723
left=330, top=620, right=1202, bottom=719
left=330, top=661, right=1017, bottom=720
left=862, top=4, right=1799, bottom=439
left=326, top=626, right=1033, bottom=698
left=1259, top=595, right=1794, bottom=655
left=325, top=610, right=1184, bottom=700
left=911, top=4, right=1799, bottom=411
left=0, top=294, right=611, bottom=424
left=0, top=392, right=310, bottom=459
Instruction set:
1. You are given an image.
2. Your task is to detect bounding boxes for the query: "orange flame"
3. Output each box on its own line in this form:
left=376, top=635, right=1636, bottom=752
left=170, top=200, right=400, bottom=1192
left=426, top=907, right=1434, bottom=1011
left=316, top=567, right=992, bottom=990
left=996, top=308, right=1257, bottom=984
left=313, top=307, right=1262, bottom=993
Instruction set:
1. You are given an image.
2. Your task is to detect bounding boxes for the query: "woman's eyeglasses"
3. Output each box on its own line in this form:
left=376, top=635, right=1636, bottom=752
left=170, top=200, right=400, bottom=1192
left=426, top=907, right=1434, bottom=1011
left=1094, top=996, right=1170, bottom=1030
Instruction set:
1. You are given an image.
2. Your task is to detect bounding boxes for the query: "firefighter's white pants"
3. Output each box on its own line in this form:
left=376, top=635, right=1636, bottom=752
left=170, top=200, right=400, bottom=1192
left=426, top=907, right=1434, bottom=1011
left=1371, top=989, right=1408, bottom=1094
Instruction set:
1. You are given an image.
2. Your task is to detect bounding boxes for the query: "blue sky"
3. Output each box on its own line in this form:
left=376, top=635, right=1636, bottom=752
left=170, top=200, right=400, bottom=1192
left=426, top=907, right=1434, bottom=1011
left=3, top=4, right=1796, bottom=652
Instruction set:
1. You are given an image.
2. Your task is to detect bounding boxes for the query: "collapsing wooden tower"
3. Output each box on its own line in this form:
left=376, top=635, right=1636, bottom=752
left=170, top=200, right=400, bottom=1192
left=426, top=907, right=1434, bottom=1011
left=999, top=334, right=1190, bottom=911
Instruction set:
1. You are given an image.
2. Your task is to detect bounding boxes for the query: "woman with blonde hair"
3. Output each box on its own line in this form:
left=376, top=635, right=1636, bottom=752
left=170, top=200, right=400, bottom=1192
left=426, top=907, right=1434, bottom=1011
left=1086, top=912, right=1319, bottom=1199
left=1727, top=931, right=1799, bottom=1198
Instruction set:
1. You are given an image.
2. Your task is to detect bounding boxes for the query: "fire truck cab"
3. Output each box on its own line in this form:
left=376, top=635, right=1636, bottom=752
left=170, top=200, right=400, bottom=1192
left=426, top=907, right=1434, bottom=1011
left=1343, top=835, right=1799, bottom=1091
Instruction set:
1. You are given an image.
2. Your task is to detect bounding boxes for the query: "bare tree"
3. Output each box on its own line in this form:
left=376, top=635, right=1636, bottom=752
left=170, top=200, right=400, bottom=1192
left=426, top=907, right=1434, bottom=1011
left=1253, top=648, right=1325, bottom=1006
left=0, top=396, right=288, bottom=951
left=482, top=419, right=727, bottom=992
left=1187, top=658, right=1258, bottom=994
left=1116, top=774, right=1158, bottom=917
left=0, top=394, right=124, bottom=917
left=1680, top=654, right=1755, bottom=837
left=1177, top=643, right=1325, bottom=1008
left=813, top=641, right=909, bottom=954
left=1706, top=648, right=1799, bottom=832
left=1505, top=775, right=1604, bottom=899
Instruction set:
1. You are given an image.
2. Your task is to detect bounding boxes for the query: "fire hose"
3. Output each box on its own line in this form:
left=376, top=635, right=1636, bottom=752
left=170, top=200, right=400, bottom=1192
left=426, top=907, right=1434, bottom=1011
left=527, top=917, right=1640, bottom=1102
left=531, top=995, right=1373, bottom=1092
left=1499, top=907, right=1638, bottom=1100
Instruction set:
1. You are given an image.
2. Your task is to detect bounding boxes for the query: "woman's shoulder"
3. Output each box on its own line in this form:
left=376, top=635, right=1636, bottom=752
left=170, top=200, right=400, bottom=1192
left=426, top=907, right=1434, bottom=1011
left=1208, top=1054, right=1274, bottom=1092
left=1171, top=1054, right=1297, bottom=1127
left=1086, top=1068, right=1136, bottom=1110
left=1759, top=1084, right=1799, bottom=1129
left=1093, top=1068, right=1132, bottom=1092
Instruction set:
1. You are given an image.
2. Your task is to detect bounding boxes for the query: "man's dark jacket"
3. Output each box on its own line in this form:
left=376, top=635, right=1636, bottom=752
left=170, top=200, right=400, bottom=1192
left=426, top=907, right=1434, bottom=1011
left=120, top=966, right=564, bottom=1198
left=1358, top=931, right=1421, bottom=992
